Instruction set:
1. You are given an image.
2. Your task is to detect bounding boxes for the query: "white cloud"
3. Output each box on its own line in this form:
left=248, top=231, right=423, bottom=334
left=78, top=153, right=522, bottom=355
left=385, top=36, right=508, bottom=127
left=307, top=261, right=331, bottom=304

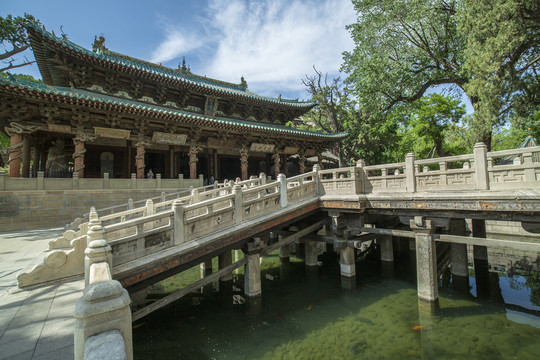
left=151, top=0, right=356, bottom=99
left=149, top=18, right=204, bottom=64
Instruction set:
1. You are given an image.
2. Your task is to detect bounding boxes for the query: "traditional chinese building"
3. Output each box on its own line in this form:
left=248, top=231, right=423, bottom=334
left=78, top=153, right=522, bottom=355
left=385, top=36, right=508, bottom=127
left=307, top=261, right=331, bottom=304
left=0, top=23, right=347, bottom=181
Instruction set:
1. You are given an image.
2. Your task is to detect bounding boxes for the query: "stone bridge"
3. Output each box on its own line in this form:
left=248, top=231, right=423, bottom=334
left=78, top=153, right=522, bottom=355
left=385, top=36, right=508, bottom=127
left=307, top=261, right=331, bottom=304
left=16, top=143, right=540, bottom=358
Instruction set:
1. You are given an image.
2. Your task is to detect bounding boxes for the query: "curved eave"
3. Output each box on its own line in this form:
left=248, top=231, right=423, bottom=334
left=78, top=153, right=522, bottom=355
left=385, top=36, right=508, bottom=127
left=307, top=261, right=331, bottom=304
left=27, top=24, right=317, bottom=112
left=1, top=79, right=347, bottom=142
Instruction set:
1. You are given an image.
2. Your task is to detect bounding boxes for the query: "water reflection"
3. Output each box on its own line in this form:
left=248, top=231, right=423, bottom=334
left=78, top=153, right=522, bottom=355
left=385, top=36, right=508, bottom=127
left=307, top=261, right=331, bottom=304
left=133, top=250, right=540, bottom=360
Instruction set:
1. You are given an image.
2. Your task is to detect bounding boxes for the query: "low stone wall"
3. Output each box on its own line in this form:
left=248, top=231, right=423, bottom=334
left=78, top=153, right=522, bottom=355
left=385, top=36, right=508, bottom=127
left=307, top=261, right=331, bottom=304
left=0, top=189, right=181, bottom=231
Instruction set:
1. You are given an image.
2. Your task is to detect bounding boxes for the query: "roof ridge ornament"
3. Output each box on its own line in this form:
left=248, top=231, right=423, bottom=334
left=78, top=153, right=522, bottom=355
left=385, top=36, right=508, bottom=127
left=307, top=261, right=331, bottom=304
left=240, top=76, right=248, bottom=90
left=92, top=35, right=107, bottom=54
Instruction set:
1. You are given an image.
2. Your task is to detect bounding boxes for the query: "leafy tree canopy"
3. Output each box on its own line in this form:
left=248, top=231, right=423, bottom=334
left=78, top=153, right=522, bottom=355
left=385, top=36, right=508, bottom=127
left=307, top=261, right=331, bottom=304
left=0, top=13, right=40, bottom=72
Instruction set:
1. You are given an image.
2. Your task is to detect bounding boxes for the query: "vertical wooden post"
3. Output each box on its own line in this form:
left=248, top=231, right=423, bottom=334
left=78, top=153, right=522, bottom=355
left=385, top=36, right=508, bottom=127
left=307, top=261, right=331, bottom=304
left=135, top=143, right=145, bottom=179
left=73, top=136, right=86, bottom=178
left=21, top=135, right=31, bottom=178
left=272, top=152, right=280, bottom=179
left=8, top=132, right=22, bottom=178
left=189, top=146, right=201, bottom=180
left=239, top=146, right=249, bottom=181
left=299, top=151, right=306, bottom=174
left=32, top=145, right=40, bottom=176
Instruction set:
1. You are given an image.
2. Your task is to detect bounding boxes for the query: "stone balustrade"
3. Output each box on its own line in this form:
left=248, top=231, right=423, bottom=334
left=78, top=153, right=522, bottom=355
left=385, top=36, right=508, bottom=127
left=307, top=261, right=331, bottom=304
left=336, top=143, right=540, bottom=195
left=74, top=223, right=132, bottom=360
left=0, top=171, right=204, bottom=191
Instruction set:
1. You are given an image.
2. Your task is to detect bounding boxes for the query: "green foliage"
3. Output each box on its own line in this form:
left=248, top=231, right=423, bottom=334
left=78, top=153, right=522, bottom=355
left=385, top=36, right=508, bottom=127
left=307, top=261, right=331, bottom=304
left=0, top=13, right=40, bottom=72
left=460, top=0, right=540, bottom=148
left=0, top=72, right=43, bottom=83
left=343, top=0, right=467, bottom=113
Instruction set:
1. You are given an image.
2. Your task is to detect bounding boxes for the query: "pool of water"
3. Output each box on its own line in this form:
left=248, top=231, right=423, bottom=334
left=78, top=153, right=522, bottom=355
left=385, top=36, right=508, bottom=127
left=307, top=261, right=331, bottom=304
left=133, top=251, right=540, bottom=359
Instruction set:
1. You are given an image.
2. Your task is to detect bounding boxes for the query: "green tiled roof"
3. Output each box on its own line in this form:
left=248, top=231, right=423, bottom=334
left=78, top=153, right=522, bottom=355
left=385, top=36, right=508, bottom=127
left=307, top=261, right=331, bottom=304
left=0, top=77, right=348, bottom=141
left=27, top=23, right=317, bottom=110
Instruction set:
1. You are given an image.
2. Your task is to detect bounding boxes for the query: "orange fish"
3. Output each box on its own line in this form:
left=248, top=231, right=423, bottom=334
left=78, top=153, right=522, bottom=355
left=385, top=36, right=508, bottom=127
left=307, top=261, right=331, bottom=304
left=412, top=325, right=426, bottom=331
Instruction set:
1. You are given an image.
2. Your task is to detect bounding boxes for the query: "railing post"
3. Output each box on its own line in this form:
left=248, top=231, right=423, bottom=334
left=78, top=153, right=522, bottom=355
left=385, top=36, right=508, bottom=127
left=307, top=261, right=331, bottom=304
left=278, top=173, right=287, bottom=208
left=156, top=173, right=162, bottom=189
left=199, top=174, right=204, bottom=187
left=131, top=173, right=137, bottom=189
left=232, top=185, right=243, bottom=224
left=72, top=171, right=79, bottom=190
left=439, top=161, right=447, bottom=185
left=103, top=172, right=109, bottom=189
left=259, top=172, right=266, bottom=185
left=36, top=170, right=44, bottom=190
left=173, top=200, right=185, bottom=245
left=473, top=142, right=489, bottom=190
left=355, top=160, right=366, bottom=194
left=191, top=188, right=199, bottom=203
left=84, top=223, right=111, bottom=286
left=312, top=164, right=321, bottom=196
left=405, top=153, right=416, bottom=192
left=127, top=199, right=133, bottom=211
left=145, top=199, right=154, bottom=216
left=160, top=192, right=166, bottom=203
left=178, top=174, right=184, bottom=188
left=523, top=152, right=535, bottom=181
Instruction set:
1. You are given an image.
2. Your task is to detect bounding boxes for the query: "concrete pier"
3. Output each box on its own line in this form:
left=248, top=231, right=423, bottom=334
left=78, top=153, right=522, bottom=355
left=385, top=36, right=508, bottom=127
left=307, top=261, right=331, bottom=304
left=339, top=247, right=356, bottom=278
left=304, top=239, right=320, bottom=267
left=380, top=235, right=394, bottom=262
left=411, top=217, right=438, bottom=302
left=218, top=251, right=233, bottom=282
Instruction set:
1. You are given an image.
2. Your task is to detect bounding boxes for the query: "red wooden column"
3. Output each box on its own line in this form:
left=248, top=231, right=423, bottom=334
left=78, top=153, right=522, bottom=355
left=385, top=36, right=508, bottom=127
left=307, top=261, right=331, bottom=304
left=239, top=146, right=249, bottom=180
left=299, top=151, right=306, bottom=174
left=281, top=154, right=288, bottom=176
left=73, top=135, right=86, bottom=178
left=272, top=152, right=281, bottom=178
left=8, top=132, right=23, bottom=178
left=136, top=142, right=146, bottom=179
left=189, top=146, right=202, bottom=179
left=21, top=135, right=31, bottom=178
left=32, top=145, right=41, bottom=175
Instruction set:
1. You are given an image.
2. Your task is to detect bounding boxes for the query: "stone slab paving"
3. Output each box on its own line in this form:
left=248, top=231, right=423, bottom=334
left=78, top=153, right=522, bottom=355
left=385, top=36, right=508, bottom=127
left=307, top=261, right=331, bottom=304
left=0, top=228, right=84, bottom=359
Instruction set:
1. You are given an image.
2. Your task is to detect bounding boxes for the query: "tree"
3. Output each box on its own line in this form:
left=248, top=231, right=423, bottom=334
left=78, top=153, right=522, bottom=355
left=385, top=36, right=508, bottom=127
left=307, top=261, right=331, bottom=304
left=302, top=67, right=400, bottom=166
left=409, top=93, right=465, bottom=157
left=342, top=0, right=468, bottom=114
left=460, top=0, right=540, bottom=150
left=0, top=14, right=40, bottom=72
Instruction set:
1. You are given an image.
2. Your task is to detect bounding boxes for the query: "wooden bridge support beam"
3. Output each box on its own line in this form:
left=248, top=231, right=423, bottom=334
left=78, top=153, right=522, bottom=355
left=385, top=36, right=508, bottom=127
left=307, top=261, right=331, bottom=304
left=380, top=235, right=394, bottom=262
left=200, top=259, right=213, bottom=278
left=411, top=217, right=438, bottom=302
left=472, top=219, right=490, bottom=298
left=449, top=219, right=469, bottom=292
left=304, top=239, right=319, bottom=267
left=218, top=251, right=233, bottom=282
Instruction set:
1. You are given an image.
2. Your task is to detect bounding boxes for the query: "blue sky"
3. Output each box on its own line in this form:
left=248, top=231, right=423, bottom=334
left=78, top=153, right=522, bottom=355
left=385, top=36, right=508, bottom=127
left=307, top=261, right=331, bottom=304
left=2, top=0, right=472, bottom=112
left=2, top=0, right=356, bottom=101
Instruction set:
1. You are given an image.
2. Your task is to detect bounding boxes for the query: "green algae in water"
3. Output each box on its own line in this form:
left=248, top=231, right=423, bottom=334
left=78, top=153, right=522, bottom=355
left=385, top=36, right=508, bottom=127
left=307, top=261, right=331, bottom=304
left=133, top=254, right=540, bottom=360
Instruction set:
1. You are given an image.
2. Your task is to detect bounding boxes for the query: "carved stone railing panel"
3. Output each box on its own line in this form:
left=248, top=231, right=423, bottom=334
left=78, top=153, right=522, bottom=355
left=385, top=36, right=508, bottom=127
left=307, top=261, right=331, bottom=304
left=183, top=194, right=236, bottom=241
left=105, top=212, right=173, bottom=266
left=319, top=167, right=362, bottom=195
left=243, top=182, right=281, bottom=221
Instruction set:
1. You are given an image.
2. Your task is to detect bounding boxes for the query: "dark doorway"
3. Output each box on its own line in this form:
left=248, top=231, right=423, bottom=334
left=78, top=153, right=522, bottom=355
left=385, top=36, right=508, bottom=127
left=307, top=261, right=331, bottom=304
left=219, top=156, right=240, bottom=181
left=146, top=152, right=166, bottom=178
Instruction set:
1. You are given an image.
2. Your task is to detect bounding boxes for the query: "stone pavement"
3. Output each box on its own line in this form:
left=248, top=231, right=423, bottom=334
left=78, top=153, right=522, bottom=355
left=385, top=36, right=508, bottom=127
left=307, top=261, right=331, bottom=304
left=0, top=228, right=84, bottom=359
